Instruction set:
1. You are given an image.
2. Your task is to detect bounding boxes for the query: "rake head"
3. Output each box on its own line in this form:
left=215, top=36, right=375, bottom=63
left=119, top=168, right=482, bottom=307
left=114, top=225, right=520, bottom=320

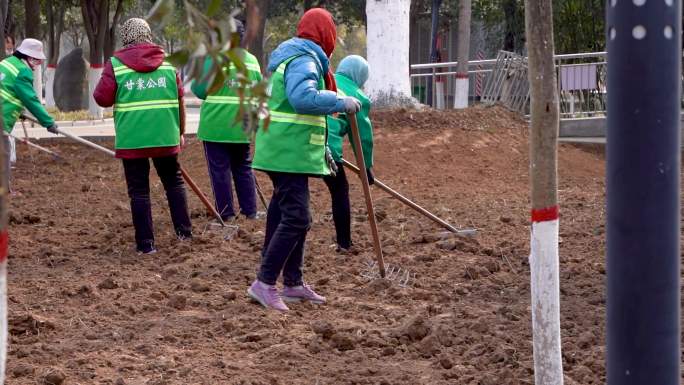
left=202, top=221, right=240, bottom=241
left=360, top=259, right=414, bottom=287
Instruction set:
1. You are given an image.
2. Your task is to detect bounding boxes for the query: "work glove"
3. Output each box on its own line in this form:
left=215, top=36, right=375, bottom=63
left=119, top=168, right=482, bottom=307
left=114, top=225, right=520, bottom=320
left=47, top=124, right=59, bottom=134
left=342, top=97, right=361, bottom=114
left=325, top=147, right=338, bottom=177
left=366, top=167, right=375, bottom=186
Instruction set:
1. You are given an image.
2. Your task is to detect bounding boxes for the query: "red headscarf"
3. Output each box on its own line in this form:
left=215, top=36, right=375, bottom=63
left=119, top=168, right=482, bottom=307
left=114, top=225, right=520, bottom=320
left=296, top=8, right=337, bottom=92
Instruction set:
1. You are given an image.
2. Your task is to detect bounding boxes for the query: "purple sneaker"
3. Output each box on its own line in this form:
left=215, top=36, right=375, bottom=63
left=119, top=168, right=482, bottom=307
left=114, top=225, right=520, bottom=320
left=281, top=284, right=326, bottom=304
left=247, top=280, right=289, bottom=312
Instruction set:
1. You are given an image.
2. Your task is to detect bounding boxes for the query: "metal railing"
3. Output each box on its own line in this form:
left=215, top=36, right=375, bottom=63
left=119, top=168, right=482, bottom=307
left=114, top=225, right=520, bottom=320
left=410, top=51, right=608, bottom=117
left=554, top=52, right=607, bottom=118
left=410, top=59, right=498, bottom=109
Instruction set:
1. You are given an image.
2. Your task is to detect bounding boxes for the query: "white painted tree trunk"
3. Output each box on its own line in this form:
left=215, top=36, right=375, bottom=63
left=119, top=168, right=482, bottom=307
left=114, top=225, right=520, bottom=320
left=435, top=80, right=445, bottom=110
left=525, top=0, right=563, bottom=379
left=365, top=0, right=412, bottom=105
left=454, top=0, right=472, bottom=109
left=530, top=217, right=563, bottom=384
left=33, top=66, right=43, bottom=105
left=45, top=66, right=56, bottom=108
left=0, top=259, right=6, bottom=385
left=88, top=66, right=103, bottom=118
left=454, top=76, right=469, bottom=109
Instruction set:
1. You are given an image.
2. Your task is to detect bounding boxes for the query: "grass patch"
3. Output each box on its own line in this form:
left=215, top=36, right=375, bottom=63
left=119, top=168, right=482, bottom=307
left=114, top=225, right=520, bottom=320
left=46, top=108, right=113, bottom=121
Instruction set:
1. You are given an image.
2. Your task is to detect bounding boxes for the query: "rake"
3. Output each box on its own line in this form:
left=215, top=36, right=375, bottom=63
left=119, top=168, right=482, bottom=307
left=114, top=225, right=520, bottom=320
left=21, top=115, right=237, bottom=240
left=340, top=159, right=476, bottom=236
left=348, top=113, right=387, bottom=279
left=9, top=125, right=63, bottom=160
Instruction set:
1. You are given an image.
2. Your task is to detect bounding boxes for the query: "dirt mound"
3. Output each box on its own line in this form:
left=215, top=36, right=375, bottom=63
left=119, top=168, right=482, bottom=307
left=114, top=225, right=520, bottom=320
left=5, top=106, right=611, bottom=384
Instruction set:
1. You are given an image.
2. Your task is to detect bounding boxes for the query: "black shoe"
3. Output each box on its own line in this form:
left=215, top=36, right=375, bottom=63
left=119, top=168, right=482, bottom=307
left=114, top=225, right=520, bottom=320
left=137, top=241, right=157, bottom=254
left=176, top=229, right=193, bottom=241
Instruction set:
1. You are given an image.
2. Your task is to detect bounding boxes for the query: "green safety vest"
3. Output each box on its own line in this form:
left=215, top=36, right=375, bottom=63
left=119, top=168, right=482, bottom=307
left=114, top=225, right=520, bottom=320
left=252, top=56, right=329, bottom=175
left=0, top=56, right=29, bottom=132
left=197, top=51, right=262, bottom=143
left=326, top=74, right=374, bottom=169
left=111, top=57, right=180, bottom=150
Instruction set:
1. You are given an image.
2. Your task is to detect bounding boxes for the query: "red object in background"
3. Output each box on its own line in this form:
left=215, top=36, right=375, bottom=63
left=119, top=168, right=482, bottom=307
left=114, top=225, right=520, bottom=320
left=0, top=230, right=8, bottom=263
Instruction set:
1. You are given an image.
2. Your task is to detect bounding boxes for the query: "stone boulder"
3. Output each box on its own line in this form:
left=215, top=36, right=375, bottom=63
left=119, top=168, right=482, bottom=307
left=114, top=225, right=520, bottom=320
left=54, top=48, right=88, bottom=111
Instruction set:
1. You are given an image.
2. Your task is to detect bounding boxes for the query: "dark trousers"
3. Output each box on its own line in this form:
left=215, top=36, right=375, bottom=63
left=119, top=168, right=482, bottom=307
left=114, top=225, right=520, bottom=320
left=122, top=155, right=192, bottom=250
left=323, top=162, right=352, bottom=249
left=202, top=141, right=257, bottom=219
left=257, top=172, right=310, bottom=286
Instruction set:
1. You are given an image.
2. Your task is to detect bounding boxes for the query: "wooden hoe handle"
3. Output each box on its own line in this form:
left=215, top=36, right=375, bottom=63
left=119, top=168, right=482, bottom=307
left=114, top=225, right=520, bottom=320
left=348, top=113, right=386, bottom=278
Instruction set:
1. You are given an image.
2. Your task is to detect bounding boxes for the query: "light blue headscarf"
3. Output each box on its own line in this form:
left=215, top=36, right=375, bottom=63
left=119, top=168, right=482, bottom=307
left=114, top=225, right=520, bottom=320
left=336, top=55, right=369, bottom=88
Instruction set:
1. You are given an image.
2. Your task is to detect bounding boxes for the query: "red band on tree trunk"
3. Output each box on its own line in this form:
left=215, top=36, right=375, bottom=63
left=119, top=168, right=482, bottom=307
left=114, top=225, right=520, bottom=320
left=47, top=64, right=57, bottom=69
left=90, top=63, right=104, bottom=69
left=0, top=230, right=8, bottom=263
left=455, top=73, right=469, bottom=79
left=531, top=205, right=559, bottom=222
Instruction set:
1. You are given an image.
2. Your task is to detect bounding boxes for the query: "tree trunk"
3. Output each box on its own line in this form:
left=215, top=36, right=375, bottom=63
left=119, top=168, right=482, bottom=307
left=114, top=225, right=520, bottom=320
left=46, top=2, right=64, bottom=108
left=524, top=0, right=563, bottom=382
left=0, top=93, right=8, bottom=385
left=0, top=0, right=8, bottom=58
left=502, top=0, right=516, bottom=51
left=24, top=0, right=40, bottom=38
left=245, top=0, right=270, bottom=66
left=365, top=0, right=413, bottom=106
left=454, top=0, right=471, bottom=109
left=426, top=0, right=442, bottom=108
left=104, top=0, right=123, bottom=63
left=81, top=0, right=107, bottom=118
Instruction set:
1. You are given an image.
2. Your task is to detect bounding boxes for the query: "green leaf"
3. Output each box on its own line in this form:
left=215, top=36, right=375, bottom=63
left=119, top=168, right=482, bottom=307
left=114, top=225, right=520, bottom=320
left=226, top=47, right=247, bottom=74
left=206, top=0, right=222, bottom=17
left=146, top=0, right=175, bottom=30
left=166, top=50, right=190, bottom=67
left=207, top=65, right=227, bottom=95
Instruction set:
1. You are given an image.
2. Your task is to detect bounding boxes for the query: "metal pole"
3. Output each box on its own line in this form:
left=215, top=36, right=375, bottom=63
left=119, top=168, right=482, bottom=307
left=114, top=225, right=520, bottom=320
left=8, top=133, right=62, bottom=160
left=54, top=128, right=116, bottom=157
left=606, top=0, right=681, bottom=382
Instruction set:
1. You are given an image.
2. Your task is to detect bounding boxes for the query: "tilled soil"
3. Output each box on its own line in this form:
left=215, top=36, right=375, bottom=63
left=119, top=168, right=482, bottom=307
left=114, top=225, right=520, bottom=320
left=5, top=105, right=609, bottom=385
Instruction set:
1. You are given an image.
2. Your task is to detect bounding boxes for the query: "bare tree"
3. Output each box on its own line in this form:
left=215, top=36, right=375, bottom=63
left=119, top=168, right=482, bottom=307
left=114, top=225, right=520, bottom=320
left=525, top=0, right=563, bottom=382
left=454, top=0, right=471, bottom=109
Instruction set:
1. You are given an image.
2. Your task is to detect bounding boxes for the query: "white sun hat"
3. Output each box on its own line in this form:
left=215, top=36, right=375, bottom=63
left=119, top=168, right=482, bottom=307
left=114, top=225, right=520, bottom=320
left=16, top=38, right=46, bottom=60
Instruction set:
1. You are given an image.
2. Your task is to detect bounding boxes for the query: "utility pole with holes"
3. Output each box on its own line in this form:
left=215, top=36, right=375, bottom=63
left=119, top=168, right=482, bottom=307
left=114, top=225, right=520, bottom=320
left=606, top=0, right=681, bottom=382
